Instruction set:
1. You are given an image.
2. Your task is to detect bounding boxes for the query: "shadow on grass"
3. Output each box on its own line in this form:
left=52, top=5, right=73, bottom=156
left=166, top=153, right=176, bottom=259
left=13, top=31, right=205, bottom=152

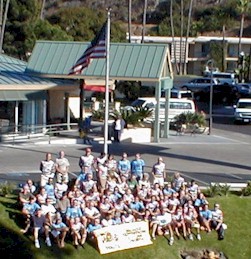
left=0, top=195, right=100, bottom=258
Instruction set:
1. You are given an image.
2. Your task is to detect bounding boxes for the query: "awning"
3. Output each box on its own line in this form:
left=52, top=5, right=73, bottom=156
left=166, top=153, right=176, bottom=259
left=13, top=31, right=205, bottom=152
left=0, top=90, right=47, bottom=101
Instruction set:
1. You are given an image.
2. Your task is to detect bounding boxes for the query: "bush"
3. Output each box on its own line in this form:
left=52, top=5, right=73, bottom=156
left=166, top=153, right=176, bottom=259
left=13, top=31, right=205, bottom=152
left=174, top=111, right=206, bottom=127
left=241, top=181, right=251, bottom=196
left=206, top=183, right=230, bottom=197
left=0, top=181, right=16, bottom=196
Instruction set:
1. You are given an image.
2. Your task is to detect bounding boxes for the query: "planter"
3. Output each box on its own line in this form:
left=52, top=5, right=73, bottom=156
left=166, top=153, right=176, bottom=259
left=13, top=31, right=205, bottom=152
left=121, top=127, right=152, bottom=143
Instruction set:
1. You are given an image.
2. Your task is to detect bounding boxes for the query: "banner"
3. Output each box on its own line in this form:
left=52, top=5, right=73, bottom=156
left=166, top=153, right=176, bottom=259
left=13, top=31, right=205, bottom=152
left=93, top=221, right=153, bottom=254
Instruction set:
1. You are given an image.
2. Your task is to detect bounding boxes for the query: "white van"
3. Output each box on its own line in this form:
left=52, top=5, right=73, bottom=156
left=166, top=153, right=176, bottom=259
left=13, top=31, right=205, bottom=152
left=127, top=97, right=196, bottom=121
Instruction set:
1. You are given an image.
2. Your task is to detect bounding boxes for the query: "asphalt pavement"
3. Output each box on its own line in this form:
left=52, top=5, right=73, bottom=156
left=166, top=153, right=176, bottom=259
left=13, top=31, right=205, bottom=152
left=0, top=125, right=251, bottom=188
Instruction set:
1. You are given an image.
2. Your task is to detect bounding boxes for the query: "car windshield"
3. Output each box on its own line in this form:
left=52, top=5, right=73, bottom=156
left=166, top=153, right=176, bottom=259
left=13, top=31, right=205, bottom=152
left=237, top=102, right=251, bottom=108
left=131, top=99, right=146, bottom=107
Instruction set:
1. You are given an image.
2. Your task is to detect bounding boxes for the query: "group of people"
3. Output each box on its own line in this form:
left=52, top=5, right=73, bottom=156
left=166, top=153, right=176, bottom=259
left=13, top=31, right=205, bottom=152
left=18, top=147, right=226, bottom=249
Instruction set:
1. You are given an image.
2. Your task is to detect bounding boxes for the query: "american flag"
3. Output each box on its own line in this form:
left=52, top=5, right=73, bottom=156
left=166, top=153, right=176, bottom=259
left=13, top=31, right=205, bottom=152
left=69, top=22, right=107, bottom=75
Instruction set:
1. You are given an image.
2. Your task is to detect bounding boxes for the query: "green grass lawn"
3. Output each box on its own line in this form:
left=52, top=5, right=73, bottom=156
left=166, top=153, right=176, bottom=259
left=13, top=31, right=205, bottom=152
left=0, top=194, right=250, bottom=259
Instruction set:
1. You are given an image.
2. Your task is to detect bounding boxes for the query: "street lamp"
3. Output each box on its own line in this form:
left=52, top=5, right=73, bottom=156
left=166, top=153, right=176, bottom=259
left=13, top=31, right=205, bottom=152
left=206, top=59, right=214, bottom=135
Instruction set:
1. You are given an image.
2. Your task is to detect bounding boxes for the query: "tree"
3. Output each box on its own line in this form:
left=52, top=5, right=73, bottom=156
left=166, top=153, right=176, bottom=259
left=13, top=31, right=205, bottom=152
left=48, top=7, right=126, bottom=42
left=237, top=0, right=251, bottom=55
left=3, top=0, right=40, bottom=59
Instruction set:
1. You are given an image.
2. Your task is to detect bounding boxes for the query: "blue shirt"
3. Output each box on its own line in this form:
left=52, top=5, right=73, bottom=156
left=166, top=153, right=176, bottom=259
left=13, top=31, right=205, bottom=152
left=130, top=201, right=145, bottom=212
left=118, top=159, right=131, bottom=173
left=131, top=159, right=145, bottom=176
left=200, top=209, right=212, bottom=220
left=66, top=206, right=83, bottom=219
left=87, top=223, right=102, bottom=233
left=23, top=202, right=40, bottom=215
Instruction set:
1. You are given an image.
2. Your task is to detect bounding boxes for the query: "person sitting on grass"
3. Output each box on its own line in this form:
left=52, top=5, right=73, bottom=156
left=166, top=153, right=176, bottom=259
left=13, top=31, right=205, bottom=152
left=50, top=215, right=69, bottom=248
left=198, top=204, right=212, bottom=233
left=150, top=208, right=174, bottom=245
left=87, top=218, right=102, bottom=240
left=71, top=216, right=87, bottom=248
left=20, top=196, right=40, bottom=234
left=32, top=208, right=51, bottom=248
left=184, top=206, right=201, bottom=240
left=66, top=199, right=87, bottom=228
left=19, top=184, right=35, bottom=207
left=172, top=205, right=187, bottom=240
left=210, top=203, right=226, bottom=240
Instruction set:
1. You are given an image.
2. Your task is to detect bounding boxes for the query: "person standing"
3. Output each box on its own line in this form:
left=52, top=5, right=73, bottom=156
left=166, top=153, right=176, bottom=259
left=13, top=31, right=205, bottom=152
left=152, top=157, right=166, bottom=188
left=40, top=153, right=55, bottom=187
left=118, top=152, right=131, bottom=179
left=131, top=153, right=145, bottom=181
left=55, top=151, right=70, bottom=184
left=79, top=147, right=95, bottom=178
left=113, top=115, right=125, bottom=143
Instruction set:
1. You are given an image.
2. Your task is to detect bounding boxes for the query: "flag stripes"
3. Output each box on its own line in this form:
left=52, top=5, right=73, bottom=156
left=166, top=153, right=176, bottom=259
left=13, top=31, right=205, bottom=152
left=69, top=22, right=107, bottom=75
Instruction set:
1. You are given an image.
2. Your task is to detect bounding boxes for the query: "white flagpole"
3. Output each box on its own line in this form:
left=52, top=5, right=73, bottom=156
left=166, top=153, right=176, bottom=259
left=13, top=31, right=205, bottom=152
left=104, top=10, right=111, bottom=154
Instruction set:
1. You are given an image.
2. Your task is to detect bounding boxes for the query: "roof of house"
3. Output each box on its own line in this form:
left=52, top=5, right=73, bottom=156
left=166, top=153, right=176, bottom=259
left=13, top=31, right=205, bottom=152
left=25, top=41, right=171, bottom=82
left=0, top=54, right=77, bottom=100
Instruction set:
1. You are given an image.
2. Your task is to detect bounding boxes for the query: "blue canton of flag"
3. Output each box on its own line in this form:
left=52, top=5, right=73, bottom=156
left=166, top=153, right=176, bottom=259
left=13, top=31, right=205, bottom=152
left=69, top=21, right=107, bottom=75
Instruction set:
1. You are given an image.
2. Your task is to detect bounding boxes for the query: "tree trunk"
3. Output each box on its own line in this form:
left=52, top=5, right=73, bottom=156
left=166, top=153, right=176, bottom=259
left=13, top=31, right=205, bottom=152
left=142, top=0, right=147, bottom=43
left=128, top=0, right=132, bottom=43
left=183, top=0, right=193, bottom=75
left=238, top=13, right=245, bottom=56
left=40, top=0, right=46, bottom=20
left=170, top=0, right=179, bottom=74
left=0, top=0, right=10, bottom=53
left=179, top=0, right=184, bottom=75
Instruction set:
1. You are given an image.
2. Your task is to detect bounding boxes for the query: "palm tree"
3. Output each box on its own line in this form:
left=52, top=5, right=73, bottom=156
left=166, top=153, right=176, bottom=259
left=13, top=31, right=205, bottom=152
left=179, top=0, right=184, bottom=74
left=0, top=0, right=10, bottom=53
left=170, top=0, right=179, bottom=74
left=40, top=0, right=46, bottom=20
left=183, top=0, right=194, bottom=75
left=237, top=0, right=251, bottom=56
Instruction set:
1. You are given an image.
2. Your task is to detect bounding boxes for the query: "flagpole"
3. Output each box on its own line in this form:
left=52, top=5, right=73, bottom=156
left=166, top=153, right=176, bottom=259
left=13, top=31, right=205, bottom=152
left=104, top=10, right=111, bottom=154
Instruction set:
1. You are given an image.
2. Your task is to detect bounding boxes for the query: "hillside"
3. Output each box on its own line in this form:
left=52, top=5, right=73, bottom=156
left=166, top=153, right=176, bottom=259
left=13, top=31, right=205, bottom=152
left=44, top=0, right=251, bottom=37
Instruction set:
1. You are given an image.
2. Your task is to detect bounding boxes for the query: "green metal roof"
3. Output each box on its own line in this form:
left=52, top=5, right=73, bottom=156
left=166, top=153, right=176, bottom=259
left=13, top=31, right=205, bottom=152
left=0, top=90, right=47, bottom=101
left=0, top=54, right=27, bottom=73
left=25, top=41, right=170, bottom=81
left=0, top=54, right=77, bottom=88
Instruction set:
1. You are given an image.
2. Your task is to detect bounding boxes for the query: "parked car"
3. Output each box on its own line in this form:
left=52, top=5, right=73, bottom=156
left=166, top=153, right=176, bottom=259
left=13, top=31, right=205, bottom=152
left=194, top=84, right=238, bottom=104
left=234, top=98, right=251, bottom=123
left=235, top=83, right=251, bottom=98
left=203, top=71, right=237, bottom=85
left=182, top=77, right=220, bottom=93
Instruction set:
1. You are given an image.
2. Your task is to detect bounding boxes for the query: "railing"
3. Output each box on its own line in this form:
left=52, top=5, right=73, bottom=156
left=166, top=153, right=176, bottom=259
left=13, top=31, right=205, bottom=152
left=0, top=122, right=79, bottom=144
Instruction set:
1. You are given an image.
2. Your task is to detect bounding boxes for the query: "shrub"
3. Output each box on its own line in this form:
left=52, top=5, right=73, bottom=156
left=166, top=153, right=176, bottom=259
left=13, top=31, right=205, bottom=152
left=174, top=111, right=206, bottom=127
left=206, top=183, right=221, bottom=197
left=241, top=181, right=251, bottom=196
left=0, top=181, right=16, bottom=196
left=218, top=183, right=231, bottom=196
